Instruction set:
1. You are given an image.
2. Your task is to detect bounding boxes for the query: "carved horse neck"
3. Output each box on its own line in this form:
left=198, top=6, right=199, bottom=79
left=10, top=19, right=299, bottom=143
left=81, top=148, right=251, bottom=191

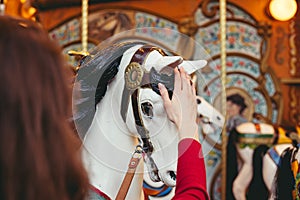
left=82, top=78, right=144, bottom=199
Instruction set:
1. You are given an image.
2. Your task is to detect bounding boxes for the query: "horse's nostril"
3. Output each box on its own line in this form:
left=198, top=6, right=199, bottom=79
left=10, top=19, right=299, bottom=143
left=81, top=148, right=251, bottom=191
left=169, top=171, right=177, bottom=181
left=197, top=98, right=201, bottom=104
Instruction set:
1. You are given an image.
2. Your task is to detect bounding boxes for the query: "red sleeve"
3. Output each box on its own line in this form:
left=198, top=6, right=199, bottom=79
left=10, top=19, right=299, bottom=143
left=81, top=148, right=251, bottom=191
left=172, top=138, right=210, bottom=200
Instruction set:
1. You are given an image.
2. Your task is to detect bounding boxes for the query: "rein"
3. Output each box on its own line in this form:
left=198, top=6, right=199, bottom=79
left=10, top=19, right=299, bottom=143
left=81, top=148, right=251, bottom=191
left=116, top=145, right=143, bottom=200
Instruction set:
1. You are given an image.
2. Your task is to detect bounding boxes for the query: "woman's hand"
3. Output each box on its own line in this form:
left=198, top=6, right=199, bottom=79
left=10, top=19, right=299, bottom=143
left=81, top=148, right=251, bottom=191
left=158, top=67, right=198, bottom=140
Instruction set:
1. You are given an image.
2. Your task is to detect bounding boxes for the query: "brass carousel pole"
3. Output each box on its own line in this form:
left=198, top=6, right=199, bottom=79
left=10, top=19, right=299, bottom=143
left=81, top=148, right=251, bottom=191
left=81, top=0, right=88, bottom=52
left=220, top=0, right=227, bottom=199
left=68, top=0, right=89, bottom=72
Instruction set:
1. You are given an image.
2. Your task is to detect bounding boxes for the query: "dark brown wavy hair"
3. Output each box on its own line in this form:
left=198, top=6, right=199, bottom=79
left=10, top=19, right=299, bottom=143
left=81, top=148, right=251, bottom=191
left=0, top=15, right=89, bottom=200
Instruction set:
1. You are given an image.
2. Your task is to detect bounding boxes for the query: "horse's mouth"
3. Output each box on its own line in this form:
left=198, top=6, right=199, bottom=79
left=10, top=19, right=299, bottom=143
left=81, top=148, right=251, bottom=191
left=168, top=171, right=177, bottom=181
left=144, top=154, right=177, bottom=185
left=158, top=170, right=177, bottom=187
left=148, top=170, right=177, bottom=186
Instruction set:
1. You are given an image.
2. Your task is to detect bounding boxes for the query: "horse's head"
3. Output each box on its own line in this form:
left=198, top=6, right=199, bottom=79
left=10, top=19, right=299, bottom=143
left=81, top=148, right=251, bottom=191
left=196, top=96, right=225, bottom=134
left=73, top=42, right=208, bottom=187
left=116, top=43, right=208, bottom=186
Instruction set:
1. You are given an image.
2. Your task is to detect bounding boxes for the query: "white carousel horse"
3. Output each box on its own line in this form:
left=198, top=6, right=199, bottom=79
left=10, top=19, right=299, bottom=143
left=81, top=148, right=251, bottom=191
left=73, top=42, right=223, bottom=200
left=226, top=122, right=299, bottom=200
left=143, top=96, right=225, bottom=199
left=196, top=95, right=225, bottom=134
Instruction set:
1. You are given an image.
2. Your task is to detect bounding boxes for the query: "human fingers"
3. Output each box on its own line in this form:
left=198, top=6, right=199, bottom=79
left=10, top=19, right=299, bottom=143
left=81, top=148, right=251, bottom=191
left=158, top=83, right=171, bottom=107
left=159, top=83, right=177, bottom=125
left=192, top=82, right=196, bottom=96
left=173, top=67, right=181, bottom=92
left=179, top=67, right=191, bottom=91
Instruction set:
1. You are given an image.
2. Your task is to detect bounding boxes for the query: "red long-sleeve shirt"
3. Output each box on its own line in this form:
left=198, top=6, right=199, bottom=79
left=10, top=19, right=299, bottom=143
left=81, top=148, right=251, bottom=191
left=172, top=138, right=209, bottom=200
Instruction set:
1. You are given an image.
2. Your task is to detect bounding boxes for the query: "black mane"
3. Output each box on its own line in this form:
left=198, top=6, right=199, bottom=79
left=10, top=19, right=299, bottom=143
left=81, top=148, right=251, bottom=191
left=73, top=42, right=144, bottom=138
left=73, top=42, right=175, bottom=139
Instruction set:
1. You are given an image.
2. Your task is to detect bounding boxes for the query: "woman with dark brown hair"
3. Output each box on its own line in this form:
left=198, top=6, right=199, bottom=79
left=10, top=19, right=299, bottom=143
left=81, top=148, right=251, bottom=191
left=0, top=15, right=89, bottom=200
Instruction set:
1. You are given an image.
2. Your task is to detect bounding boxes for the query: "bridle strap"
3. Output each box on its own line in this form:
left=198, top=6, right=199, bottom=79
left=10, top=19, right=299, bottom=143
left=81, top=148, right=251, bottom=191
left=254, top=123, right=261, bottom=133
left=117, top=45, right=168, bottom=199
left=131, top=89, right=154, bottom=153
left=121, top=45, right=165, bottom=152
left=121, top=45, right=166, bottom=122
left=116, top=145, right=143, bottom=200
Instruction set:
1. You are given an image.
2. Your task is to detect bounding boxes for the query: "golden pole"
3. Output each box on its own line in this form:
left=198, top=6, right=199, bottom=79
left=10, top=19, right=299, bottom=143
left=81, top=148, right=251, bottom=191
left=81, top=0, right=88, bottom=52
left=219, top=0, right=227, bottom=199
left=67, top=0, right=89, bottom=72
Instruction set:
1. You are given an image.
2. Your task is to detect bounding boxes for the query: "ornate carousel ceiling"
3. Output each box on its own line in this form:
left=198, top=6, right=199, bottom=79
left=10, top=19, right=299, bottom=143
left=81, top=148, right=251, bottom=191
left=31, top=0, right=125, bottom=10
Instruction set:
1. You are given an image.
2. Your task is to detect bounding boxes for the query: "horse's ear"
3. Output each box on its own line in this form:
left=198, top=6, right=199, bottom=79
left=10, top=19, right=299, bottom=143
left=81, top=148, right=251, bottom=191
left=179, top=60, right=207, bottom=74
left=152, top=55, right=182, bottom=73
left=158, top=56, right=183, bottom=70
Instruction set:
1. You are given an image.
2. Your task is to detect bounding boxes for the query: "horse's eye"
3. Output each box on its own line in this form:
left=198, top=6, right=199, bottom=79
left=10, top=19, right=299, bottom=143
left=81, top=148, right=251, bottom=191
left=141, top=102, right=153, bottom=119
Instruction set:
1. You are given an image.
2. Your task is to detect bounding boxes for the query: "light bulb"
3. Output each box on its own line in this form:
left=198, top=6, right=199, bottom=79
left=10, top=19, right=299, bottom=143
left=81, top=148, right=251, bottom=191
left=269, top=0, right=298, bottom=21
